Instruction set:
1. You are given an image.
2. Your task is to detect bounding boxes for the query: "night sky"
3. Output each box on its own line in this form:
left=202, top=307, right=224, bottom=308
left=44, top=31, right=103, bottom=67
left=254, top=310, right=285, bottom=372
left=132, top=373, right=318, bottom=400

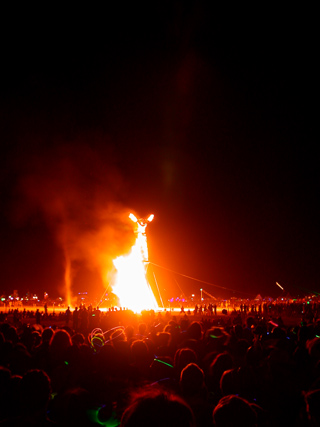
left=0, top=5, right=318, bottom=302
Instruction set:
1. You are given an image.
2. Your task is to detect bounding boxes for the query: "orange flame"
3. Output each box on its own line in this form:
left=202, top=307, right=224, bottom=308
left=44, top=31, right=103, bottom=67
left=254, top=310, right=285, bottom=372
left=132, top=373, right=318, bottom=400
left=112, top=213, right=158, bottom=313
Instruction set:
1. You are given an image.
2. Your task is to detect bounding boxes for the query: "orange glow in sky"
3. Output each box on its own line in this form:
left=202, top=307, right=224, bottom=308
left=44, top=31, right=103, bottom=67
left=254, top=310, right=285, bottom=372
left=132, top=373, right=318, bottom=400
left=112, top=213, right=158, bottom=313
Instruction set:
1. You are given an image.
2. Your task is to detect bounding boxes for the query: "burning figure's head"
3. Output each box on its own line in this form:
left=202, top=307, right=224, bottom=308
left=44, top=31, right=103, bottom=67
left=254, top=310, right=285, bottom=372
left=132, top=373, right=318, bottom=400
left=129, top=213, right=154, bottom=235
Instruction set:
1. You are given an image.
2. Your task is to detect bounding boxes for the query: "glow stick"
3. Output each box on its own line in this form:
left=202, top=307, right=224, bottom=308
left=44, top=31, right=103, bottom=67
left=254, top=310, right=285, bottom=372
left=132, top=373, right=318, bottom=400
left=153, top=358, right=173, bottom=368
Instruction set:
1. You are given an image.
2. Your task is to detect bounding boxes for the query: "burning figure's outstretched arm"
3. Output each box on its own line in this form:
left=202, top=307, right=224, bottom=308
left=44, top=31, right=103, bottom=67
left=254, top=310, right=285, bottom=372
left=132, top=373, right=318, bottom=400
left=129, top=213, right=138, bottom=223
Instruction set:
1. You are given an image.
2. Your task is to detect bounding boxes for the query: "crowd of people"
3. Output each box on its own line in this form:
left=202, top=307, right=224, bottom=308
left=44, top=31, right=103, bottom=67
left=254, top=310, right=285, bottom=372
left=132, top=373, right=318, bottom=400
left=1, top=304, right=320, bottom=426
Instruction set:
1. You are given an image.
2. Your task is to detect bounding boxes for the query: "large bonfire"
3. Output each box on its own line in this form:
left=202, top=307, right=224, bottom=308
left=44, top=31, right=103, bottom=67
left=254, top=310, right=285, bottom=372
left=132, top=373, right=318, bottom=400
left=112, top=213, right=159, bottom=313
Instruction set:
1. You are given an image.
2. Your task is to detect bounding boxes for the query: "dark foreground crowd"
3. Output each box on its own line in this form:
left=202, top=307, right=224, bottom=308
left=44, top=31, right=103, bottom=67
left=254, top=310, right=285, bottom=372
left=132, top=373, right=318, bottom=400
left=1, top=308, right=320, bottom=426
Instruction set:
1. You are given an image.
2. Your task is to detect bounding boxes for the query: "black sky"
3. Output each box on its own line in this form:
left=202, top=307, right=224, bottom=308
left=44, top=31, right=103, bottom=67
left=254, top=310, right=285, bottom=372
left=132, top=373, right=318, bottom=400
left=0, top=5, right=318, bottom=301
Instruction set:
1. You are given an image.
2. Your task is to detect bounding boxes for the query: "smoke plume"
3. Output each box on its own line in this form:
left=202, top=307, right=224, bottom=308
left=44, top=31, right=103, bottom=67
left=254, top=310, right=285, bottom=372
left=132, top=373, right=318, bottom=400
left=11, top=139, right=134, bottom=305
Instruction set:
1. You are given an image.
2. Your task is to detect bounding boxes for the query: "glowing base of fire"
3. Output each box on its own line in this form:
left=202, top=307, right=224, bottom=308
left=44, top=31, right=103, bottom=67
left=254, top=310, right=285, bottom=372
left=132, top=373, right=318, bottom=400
left=112, top=243, right=159, bottom=313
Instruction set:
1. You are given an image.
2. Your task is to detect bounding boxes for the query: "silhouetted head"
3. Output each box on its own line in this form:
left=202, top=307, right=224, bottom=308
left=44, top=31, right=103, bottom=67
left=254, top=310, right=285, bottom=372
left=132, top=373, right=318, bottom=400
left=20, top=369, right=51, bottom=413
left=121, top=387, right=195, bottom=427
left=209, top=352, right=233, bottom=393
left=180, top=363, right=205, bottom=397
left=219, top=369, right=239, bottom=396
left=49, top=329, right=72, bottom=361
left=131, top=339, right=149, bottom=364
left=187, top=322, right=202, bottom=340
left=212, top=395, right=257, bottom=427
left=174, top=348, right=197, bottom=376
left=42, top=327, right=54, bottom=343
left=72, top=332, right=85, bottom=347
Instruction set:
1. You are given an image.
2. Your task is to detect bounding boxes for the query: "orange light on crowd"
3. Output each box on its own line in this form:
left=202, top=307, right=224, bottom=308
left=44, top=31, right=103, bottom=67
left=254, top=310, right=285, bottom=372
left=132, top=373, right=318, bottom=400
left=112, top=213, right=158, bottom=313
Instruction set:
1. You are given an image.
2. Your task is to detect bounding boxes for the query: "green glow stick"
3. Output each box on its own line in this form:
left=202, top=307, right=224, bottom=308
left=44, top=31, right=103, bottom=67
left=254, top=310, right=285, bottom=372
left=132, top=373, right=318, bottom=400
left=154, top=359, right=173, bottom=368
